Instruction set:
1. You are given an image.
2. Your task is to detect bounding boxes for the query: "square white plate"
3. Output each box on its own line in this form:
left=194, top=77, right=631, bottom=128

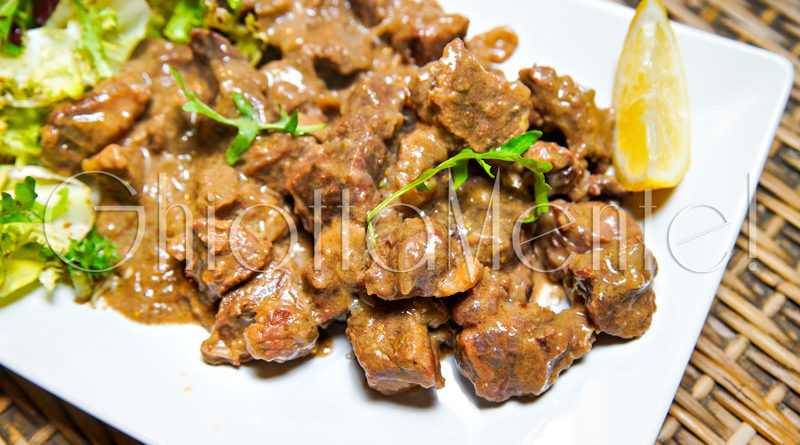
left=0, top=0, right=793, bottom=444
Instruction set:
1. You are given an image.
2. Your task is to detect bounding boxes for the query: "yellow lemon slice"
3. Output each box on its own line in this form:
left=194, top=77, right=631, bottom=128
left=613, top=0, right=690, bottom=191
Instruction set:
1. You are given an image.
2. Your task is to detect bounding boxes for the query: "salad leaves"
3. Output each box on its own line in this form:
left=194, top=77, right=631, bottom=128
left=0, top=0, right=34, bottom=55
left=0, top=0, right=150, bottom=108
left=0, top=166, right=115, bottom=298
left=152, top=0, right=266, bottom=64
left=0, top=107, right=47, bottom=161
left=162, top=0, right=204, bottom=43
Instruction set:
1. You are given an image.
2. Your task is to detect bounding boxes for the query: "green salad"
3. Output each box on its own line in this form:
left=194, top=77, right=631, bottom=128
left=0, top=0, right=264, bottom=299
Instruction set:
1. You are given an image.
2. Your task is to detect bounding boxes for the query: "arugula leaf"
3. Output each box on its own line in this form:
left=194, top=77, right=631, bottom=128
left=73, top=0, right=115, bottom=78
left=163, top=0, right=204, bottom=44
left=366, top=131, right=553, bottom=245
left=170, top=66, right=326, bottom=165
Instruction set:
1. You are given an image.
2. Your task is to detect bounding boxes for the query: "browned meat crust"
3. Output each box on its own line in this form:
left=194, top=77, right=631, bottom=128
left=202, top=264, right=319, bottom=365
left=453, top=269, right=595, bottom=402
left=535, top=200, right=658, bottom=338
left=519, top=65, right=614, bottom=170
left=41, top=72, right=151, bottom=174
left=346, top=298, right=449, bottom=394
left=412, top=39, right=531, bottom=152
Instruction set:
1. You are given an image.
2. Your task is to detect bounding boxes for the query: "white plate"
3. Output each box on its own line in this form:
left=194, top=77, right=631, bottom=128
left=0, top=0, right=793, bottom=444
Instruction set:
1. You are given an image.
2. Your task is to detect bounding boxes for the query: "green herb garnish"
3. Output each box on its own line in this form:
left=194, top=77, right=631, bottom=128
left=170, top=66, right=325, bottom=165
left=64, top=227, right=121, bottom=275
left=63, top=227, right=121, bottom=298
left=366, top=131, right=552, bottom=245
left=1, top=176, right=46, bottom=223
left=1, top=176, right=119, bottom=298
left=73, top=0, right=117, bottom=78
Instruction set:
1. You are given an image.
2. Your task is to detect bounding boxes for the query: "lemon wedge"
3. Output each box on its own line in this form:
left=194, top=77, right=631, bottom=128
left=613, top=0, right=690, bottom=191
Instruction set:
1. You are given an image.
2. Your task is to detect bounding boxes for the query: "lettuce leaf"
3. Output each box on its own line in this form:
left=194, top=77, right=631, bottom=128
left=163, top=0, right=205, bottom=44
left=0, top=0, right=150, bottom=108
left=0, top=166, right=97, bottom=297
left=0, top=107, right=47, bottom=161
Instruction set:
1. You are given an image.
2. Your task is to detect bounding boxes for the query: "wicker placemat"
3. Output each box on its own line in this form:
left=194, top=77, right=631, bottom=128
left=2, top=1, right=799, bottom=444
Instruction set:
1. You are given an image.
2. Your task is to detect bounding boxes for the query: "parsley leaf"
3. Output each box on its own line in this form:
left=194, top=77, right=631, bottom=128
left=170, top=66, right=325, bottom=165
left=366, top=131, right=553, bottom=245
left=63, top=226, right=121, bottom=299
left=1, top=176, right=45, bottom=223
left=73, top=0, right=116, bottom=78
left=64, top=227, right=121, bottom=276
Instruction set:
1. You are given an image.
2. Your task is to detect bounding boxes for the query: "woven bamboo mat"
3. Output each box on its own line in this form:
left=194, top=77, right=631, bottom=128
left=2, top=1, right=799, bottom=444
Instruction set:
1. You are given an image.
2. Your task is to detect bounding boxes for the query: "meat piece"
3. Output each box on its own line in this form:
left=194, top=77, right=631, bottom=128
left=193, top=156, right=293, bottom=243
left=466, top=26, right=518, bottom=65
left=534, top=200, right=657, bottom=338
left=524, top=140, right=586, bottom=197
left=41, top=71, right=151, bottom=173
left=365, top=217, right=482, bottom=300
left=260, top=56, right=335, bottom=123
left=376, top=0, right=469, bottom=65
left=202, top=265, right=319, bottom=365
left=304, top=218, right=365, bottom=322
left=307, top=19, right=373, bottom=76
left=346, top=298, right=449, bottom=394
left=567, top=240, right=657, bottom=339
left=190, top=30, right=274, bottom=123
left=384, top=124, right=450, bottom=207
left=184, top=219, right=272, bottom=301
left=453, top=269, right=595, bottom=402
left=81, top=143, right=146, bottom=197
left=306, top=218, right=368, bottom=289
left=288, top=73, right=406, bottom=230
left=411, top=40, right=530, bottom=152
left=571, top=172, right=629, bottom=201
left=523, top=140, right=628, bottom=200
left=437, top=176, right=533, bottom=267
left=241, top=133, right=324, bottom=195
left=534, top=200, right=642, bottom=277
left=349, top=0, right=391, bottom=26
left=519, top=65, right=613, bottom=169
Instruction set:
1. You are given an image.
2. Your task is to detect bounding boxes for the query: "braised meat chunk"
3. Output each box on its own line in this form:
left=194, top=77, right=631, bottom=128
left=365, top=217, right=482, bottom=299
left=202, top=265, right=319, bottom=366
left=41, top=71, right=151, bottom=174
left=454, top=269, right=595, bottom=402
left=519, top=65, right=614, bottom=169
left=535, top=200, right=658, bottom=338
left=288, top=73, right=407, bottom=230
left=182, top=219, right=272, bottom=301
left=412, top=39, right=531, bottom=152
left=375, top=0, right=469, bottom=65
left=347, top=298, right=449, bottom=394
